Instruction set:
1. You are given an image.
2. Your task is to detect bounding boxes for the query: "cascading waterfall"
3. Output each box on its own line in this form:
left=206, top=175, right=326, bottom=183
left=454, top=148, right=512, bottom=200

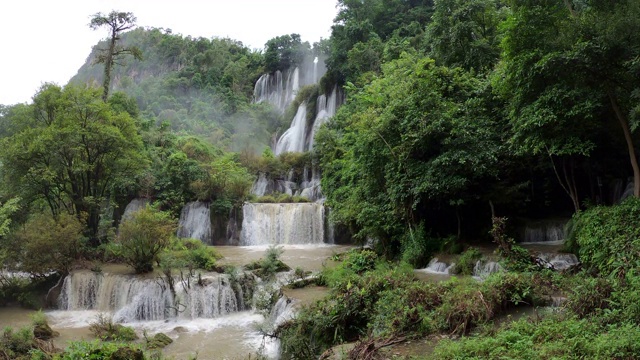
left=240, top=203, right=326, bottom=245
left=308, top=86, right=340, bottom=151
left=244, top=59, right=343, bottom=249
left=177, top=201, right=212, bottom=244
left=58, top=270, right=247, bottom=322
left=275, top=104, right=308, bottom=155
left=253, top=69, right=298, bottom=113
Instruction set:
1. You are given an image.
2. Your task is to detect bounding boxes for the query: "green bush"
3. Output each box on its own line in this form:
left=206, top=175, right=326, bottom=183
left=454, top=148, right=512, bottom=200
left=14, top=212, right=85, bottom=276
left=1, top=326, right=36, bottom=357
left=565, top=275, right=613, bottom=318
left=89, top=314, right=138, bottom=341
left=572, top=198, right=640, bottom=278
left=58, top=340, right=146, bottom=360
left=245, top=246, right=290, bottom=280
left=114, top=205, right=177, bottom=273
left=451, top=247, right=483, bottom=275
left=433, top=315, right=640, bottom=360
left=161, top=238, right=222, bottom=271
left=400, top=223, right=439, bottom=268
left=371, top=282, right=441, bottom=337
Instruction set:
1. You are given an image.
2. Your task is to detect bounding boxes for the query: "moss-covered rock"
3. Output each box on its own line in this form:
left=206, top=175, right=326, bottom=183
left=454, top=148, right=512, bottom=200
left=108, top=347, right=144, bottom=360
left=33, top=323, right=58, bottom=340
left=147, top=332, right=173, bottom=349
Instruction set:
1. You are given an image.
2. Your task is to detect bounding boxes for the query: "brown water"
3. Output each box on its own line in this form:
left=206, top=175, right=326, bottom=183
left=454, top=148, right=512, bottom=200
left=0, top=244, right=353, bottom=359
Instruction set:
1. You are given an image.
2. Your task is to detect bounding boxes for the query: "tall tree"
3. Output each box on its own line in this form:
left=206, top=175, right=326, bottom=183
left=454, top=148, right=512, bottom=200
left=90, top=11, right=142, bottom=101
left=1, top=84, right=145, bottom=242
left=500, top=0, right=640, bottom=206
left=427, top=0, right=507, bottom=72
left=318, top=53, right=501, bottom=253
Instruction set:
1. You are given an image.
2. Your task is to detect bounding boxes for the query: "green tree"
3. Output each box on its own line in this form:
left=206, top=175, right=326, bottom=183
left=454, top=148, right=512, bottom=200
left=0, top=198, right=19, bottom=238
left=90, top=11, right=143, bottom=101
left=318, top=53, right=501, bottom=253
left=427, top=0, right=506, bottom=71
left=500, top=0, right=640, bottom=208
left=14, top=213, right=85, bottom=277
left=115, top=205, right=176, bottom=273
left=264, top=34, right=308, bottom=73
left=0, top=84, right=145, bottom=242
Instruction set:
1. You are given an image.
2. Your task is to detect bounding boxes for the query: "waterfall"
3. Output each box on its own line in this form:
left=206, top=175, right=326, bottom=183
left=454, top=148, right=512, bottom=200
left=121, top=198, right=149, bottom=221
left=473, top=261, right=503, bottom=279
left=240, top=203, right=326, bottom=245
left=423, top=258, right=455, bottom=274
left=58, top=271, right=248, bottom=322
left=308, top=86, right=341, bottom=151
left=177, top=201, right=212, bottom=244
left=275, top=104, right=308, bottom=155
left=521, top=220, right=567, bottom=244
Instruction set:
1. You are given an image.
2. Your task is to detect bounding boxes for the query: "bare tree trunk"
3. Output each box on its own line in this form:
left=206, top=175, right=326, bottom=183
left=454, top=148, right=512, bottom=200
left=102, top=30, right=117, bottom=102
left=609, top=91, right=640, bottom=197
left=547, top=151, right=581, bottom=212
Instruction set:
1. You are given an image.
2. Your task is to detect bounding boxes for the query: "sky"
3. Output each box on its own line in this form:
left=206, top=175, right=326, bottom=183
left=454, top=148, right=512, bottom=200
left=0, top=0, right=339, bottom=105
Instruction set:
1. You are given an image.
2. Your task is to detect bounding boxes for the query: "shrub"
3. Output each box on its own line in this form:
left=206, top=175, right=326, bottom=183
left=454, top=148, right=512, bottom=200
left=451, top=247, right=483, bottom=275
left=565, top=276, right=613, bottom=318
left=59, top=340, right=145, bottom=360
left=14, top=212, right=85, bottom=276
left=245, top=246, right=290, bottom=280
left=400, top=223, right=440, bottom=268
left=161, top=238, right=222, bottom=271
left=89, top=314, right=138, bottom=341
left=433, top=315, right=640, bottom=360
left=371, top=282, right=442, bottom=337
left=572, top=198, right=640, bottom=278
left=114, top=205, right=176, bottom=273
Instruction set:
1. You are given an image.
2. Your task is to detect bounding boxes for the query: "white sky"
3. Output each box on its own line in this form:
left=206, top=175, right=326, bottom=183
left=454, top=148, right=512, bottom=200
left=0, top=0, right=338, bottom=105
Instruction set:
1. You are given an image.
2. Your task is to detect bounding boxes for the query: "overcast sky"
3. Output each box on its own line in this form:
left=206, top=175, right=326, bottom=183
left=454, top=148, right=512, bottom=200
left=0, top=0, right=338, bottom=105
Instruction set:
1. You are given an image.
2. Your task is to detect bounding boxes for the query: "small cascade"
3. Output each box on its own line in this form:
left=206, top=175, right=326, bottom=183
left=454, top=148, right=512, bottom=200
left=521, top=220, right=567, bottom=244
left=269, top=296, right=297, bottom=328
left=536, top=253, right=579, bottom=271
left=58, top=271, right=249, bottom=322
left=473, top=261, right=503, bottom=279
left=121, top=198, right=149, bottom=221
left=275, top=104, right=308, bottom=155
left=251, top=173, right=274, bottom=197
left=423, top=258, right=455, bottom=274
left=253, top=69, right=299, bottom=113
left=240, top=203, right=326, bottom=245
left=177, top=201, right=212, bottom=244
left=308, top=86, right=341, bottom=151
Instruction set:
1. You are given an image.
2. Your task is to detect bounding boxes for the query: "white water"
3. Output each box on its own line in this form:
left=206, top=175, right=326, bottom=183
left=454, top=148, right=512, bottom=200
left=522, top=220, right=567, bottom=244
left=473, top=261, right=503, bottom=279
left=275, top=104, right=308, bottom=155
left=253, top=68, right=299, bottom=114
left=177, top=201, right=212, bottom=244
left=308, top=86, right=341, bottom=151
left=121, top=198, right=149, bottom=221
left=422, top=258, right=455, bottom=274
left=536, top=253, right=579, bottom=271
left=58, top=270, right=245, bottom=322
left=241, top=203, right=326, bottom=245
